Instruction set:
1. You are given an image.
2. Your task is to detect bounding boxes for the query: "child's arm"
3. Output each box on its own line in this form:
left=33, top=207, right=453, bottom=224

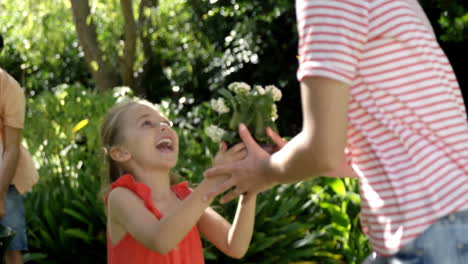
left=107, top=177, right=223, bottom=254
left=107, top=142, right=247, bottom=254
left=196, top=142, right=256, bottom=258
left=197, top=195, right=256, bottom=259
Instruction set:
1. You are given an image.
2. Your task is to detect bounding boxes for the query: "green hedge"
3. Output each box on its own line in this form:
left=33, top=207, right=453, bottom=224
left=22, top=84, right=369, bottom=263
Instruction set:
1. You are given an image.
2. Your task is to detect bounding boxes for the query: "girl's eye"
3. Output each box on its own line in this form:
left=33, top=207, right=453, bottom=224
left=142, top=120, right=153, bottom=127
left=141, top=119, right=173, bottom=128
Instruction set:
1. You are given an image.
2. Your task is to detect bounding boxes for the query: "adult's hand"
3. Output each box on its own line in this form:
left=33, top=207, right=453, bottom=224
left=204, top=124, right=279, bottom=204
left=266, top=127, right=288, bottom=151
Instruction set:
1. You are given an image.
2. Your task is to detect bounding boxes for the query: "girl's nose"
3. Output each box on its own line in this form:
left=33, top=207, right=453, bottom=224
left=159, top=122, right=170, bottom=131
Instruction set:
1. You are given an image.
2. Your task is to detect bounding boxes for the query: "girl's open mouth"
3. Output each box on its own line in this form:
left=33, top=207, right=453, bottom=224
left=156, top=138, right=174, bottom=152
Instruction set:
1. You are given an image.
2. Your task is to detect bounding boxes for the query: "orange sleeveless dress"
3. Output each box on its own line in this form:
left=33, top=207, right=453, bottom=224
left=106, top=174, right=205, bottom=264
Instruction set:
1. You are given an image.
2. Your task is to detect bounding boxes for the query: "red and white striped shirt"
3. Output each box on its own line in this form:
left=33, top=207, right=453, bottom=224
left=296, top=0, right=468, bottom=256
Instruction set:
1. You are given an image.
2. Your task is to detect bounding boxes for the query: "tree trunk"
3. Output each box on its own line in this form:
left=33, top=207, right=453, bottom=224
left=135, top=0, right=158, bottom=96
left=138, top=0, right=157, bottom=59
left=70, top=0, right=120, bottom=91
left=120, top=0, right=137, bottom=89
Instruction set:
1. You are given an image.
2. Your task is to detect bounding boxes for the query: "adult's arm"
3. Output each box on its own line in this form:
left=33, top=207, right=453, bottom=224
left=204, top=76, right=350, bottom=203
left=267, top=126, right=358, bottom=179
left=0, top=126, right=22, bottom=217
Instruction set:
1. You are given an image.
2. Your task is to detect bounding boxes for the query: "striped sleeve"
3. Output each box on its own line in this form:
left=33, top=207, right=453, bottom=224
left=296, top=0, right=368, bottom=84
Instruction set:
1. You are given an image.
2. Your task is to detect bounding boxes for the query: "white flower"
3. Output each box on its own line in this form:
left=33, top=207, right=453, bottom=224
left=254, top=85, right=265, bottom=95
left=112, top=86, right=133, bottom=102
left=210, top=98, right=230, bottom=114
left=228, top=82, right=251, bottom=95
left=205, top=125, right=226, bottom=143
left=271, top=104, right=278, bottom=121
left=265, top=85, right=282, bottom=101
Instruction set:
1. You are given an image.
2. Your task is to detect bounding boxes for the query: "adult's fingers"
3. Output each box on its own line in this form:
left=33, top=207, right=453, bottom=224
left=266, top=127, right=287, bottom=148
left=238, top=124, right=263, bottom=153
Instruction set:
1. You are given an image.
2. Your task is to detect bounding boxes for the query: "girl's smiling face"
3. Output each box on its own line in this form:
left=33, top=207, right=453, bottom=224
left=119, top=103, right=179, bottom=171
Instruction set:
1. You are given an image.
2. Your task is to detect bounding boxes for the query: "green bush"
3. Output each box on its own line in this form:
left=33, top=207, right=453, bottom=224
left=196, top=169, right=370, bottom=264
left=23, top=85, right=369, bottom=263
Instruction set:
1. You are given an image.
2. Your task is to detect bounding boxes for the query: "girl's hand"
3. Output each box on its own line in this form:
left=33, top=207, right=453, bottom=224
left=213, top=142, right=247, bottom=166
left=205, top=129, right=286, bottom=203
left=204, top=124, right=278, bottom=204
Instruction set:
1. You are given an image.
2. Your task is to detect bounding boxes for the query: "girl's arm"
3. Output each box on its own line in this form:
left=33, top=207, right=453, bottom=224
left=196, top=141, right=256, bottom=258
left=197, top=194, right=256, bottom=259
left=107, top=177, right=224, bottom=254
left=107, top=142, right=247, bottom=254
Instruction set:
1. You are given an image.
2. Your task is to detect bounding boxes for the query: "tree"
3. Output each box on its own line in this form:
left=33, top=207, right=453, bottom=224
left=0, top=0, right=91, bottom=93
left=1, top=0, right=467, bottom=106
left=70, top=0, right=121, bottom=91
left=69, top=0, right=158, bottom=94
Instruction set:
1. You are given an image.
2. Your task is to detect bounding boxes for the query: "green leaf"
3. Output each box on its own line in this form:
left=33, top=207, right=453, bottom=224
left=23, top=253, right=48, bottom=262
left=64, top=228, right=92, bottom=244
left=39, top=229, right=55, bottom=250
left=326, top=178, right=346, bottom=197
left=63, top=208, right=91, bottom=225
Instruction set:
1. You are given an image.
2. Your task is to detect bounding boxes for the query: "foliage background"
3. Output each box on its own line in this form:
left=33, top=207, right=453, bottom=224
left=0, top=0, right=467, bottom=263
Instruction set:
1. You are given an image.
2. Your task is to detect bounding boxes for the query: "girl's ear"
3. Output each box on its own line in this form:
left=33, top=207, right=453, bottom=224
left=109, top=146, right=131, bottom=162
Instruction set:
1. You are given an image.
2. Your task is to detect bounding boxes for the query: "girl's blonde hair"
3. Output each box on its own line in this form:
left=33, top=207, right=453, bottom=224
left=100, top=98, right=179, bottom=199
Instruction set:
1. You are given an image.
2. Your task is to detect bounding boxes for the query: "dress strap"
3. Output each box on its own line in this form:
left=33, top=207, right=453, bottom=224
left=107, top=174, right=163, bottom=219
left=170, top=181, right=191, bottom=200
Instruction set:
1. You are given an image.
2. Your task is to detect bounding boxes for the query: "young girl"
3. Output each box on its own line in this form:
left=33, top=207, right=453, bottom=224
left=100, top=99, right=256, bottom=263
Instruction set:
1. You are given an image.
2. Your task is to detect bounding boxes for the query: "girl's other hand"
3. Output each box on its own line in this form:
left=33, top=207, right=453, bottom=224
left=213, top=142, right=247, bottom=166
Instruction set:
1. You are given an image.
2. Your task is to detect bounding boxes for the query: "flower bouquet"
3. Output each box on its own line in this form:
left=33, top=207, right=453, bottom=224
left=205, top=82, right=282, bottom=152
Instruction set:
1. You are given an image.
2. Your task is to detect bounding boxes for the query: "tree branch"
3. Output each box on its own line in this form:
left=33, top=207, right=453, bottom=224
left=70, top=0, right=120, bottom=91
left=120, top=0, right=138, bottom=89
left=138, top=0, right=157, bottom=61
left=135, top=0, right=158, bottom=96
